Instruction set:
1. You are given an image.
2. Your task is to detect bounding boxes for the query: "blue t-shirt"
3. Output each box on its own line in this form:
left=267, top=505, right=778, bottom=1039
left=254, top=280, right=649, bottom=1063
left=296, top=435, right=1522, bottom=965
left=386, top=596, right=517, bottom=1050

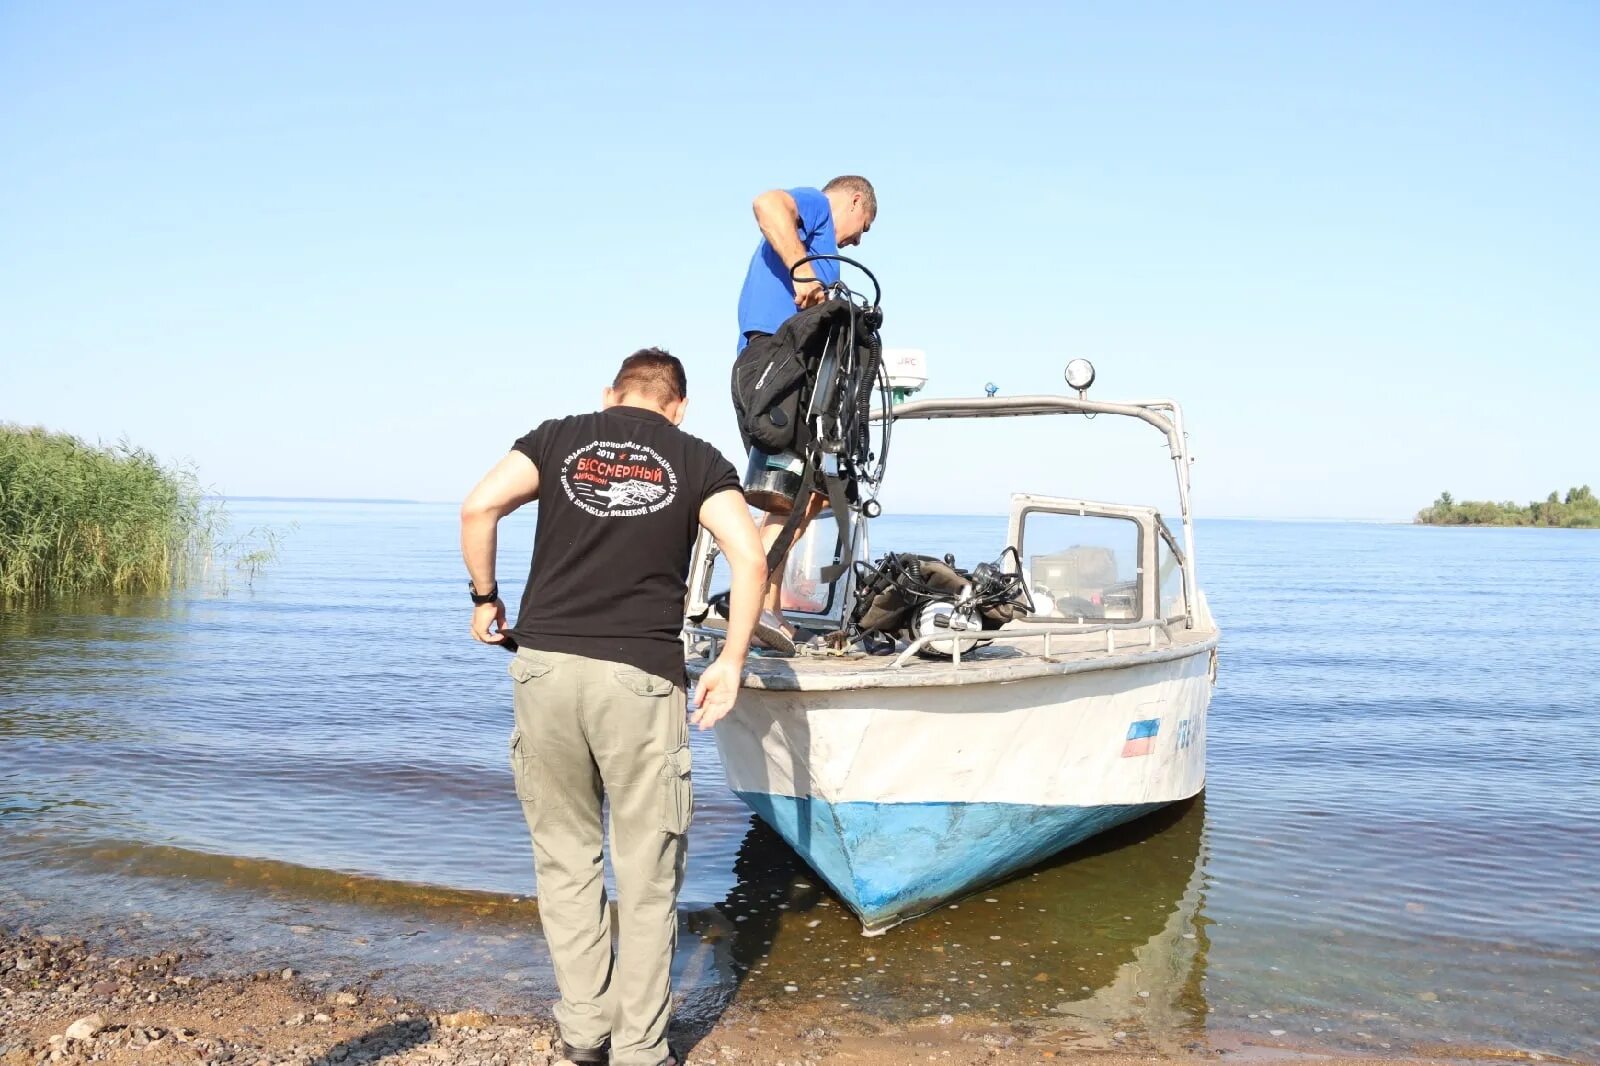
left=736, top=187, right=840, bottom=352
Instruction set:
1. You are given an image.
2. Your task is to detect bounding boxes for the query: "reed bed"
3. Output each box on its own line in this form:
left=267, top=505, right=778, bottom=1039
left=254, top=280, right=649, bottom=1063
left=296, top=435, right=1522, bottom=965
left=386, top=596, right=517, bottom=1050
left=0, top=423, right=218, bottom=601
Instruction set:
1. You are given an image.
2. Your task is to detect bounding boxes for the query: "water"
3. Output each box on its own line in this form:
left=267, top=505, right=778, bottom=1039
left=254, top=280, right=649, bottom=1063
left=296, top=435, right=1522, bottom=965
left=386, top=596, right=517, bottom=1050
left=2, top=503, right=1597, bottom=1057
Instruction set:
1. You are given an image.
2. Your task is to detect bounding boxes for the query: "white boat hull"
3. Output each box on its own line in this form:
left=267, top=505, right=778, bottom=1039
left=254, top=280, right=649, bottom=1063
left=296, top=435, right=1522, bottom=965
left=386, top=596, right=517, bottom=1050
left=713, top=642, right=1215, bottom=932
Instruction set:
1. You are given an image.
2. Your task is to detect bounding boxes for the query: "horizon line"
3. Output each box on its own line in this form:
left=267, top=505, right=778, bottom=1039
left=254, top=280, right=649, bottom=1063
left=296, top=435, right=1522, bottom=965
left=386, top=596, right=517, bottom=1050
left=218, top=495, right=1414, bottom=524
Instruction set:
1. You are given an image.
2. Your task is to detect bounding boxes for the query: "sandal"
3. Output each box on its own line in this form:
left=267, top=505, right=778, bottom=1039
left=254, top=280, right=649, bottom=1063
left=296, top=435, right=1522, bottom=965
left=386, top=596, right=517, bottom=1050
left=752, top=611, right=797, bottom=656
left=557, top=1037, right=609, bottom=1064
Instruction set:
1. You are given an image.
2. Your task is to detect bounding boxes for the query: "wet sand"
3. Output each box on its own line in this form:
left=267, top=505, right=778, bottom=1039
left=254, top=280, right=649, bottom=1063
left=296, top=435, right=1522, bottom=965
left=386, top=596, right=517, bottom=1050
left=2, top=929, right=1572, bottom=1066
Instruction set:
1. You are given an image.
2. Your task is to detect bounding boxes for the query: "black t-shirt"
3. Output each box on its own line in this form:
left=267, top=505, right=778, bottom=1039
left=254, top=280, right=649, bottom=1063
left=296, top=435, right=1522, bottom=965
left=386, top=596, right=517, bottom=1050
left=507, top=406, right=740, bottom=686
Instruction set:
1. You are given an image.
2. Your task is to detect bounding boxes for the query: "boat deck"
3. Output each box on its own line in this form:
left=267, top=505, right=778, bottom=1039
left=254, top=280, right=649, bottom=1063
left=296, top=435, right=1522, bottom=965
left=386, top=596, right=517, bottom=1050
left=687, top=622, right=1219, bottom=692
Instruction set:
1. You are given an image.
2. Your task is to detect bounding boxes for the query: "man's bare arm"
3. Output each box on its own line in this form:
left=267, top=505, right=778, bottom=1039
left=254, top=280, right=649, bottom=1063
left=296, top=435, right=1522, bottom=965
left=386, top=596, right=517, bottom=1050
left=459, top=451, right=540, bottom=641
left=752, top=189, right=825, bottom=309
left=697, top=488, right=766, bottom=660
left=691, top=488, right=768, bottom=727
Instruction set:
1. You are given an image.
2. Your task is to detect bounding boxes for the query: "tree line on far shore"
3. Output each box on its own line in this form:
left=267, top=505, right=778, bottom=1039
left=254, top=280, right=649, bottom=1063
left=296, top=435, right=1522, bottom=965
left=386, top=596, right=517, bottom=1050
left=1416, top=486, right=1599, bottom=528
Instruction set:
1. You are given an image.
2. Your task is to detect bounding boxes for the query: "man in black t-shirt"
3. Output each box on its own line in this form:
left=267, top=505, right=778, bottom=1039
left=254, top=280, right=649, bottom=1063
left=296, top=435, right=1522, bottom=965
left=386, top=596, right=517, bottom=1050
left=459, top=349, right=765, bottom=1066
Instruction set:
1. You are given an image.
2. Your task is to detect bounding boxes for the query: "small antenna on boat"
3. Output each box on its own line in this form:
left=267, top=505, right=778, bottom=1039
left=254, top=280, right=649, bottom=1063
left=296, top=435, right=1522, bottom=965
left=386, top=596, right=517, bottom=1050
left=984, top=382, right=999, bottom=398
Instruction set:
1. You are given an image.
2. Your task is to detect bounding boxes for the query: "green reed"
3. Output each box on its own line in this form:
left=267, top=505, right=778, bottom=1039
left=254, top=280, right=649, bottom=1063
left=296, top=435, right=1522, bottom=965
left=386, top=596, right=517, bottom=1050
left=0, top=423, right=221, bottom=601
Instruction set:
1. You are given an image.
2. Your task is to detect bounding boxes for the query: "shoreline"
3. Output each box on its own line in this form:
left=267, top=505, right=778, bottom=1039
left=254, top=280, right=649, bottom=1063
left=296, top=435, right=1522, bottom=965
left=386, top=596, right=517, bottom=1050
left=1411, top=521, right=1599, bottom=530
left=1, top=928, right=1576, bottom=1066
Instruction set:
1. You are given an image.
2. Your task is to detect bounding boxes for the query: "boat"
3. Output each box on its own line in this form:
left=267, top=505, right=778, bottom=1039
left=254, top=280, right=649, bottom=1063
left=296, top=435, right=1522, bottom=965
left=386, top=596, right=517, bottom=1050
left=684, top=363, right=1219, bottom=935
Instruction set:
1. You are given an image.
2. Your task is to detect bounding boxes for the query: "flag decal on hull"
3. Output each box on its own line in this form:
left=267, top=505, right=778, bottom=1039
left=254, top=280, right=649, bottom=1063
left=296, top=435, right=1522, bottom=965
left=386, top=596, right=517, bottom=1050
left=1122, top=718, right=1159, bottom=758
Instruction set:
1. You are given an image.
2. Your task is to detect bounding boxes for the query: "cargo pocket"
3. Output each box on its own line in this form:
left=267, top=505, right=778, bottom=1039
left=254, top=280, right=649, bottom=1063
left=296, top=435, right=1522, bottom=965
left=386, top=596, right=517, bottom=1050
left=508, top=655, right=554, bottom=684
left=508, top=730, right=535, bottom=804
left=660, top=745, right=693, bottom=835
left=508, top=658, right=551, bottom=806
left=614, top=664, right=674, bottom=698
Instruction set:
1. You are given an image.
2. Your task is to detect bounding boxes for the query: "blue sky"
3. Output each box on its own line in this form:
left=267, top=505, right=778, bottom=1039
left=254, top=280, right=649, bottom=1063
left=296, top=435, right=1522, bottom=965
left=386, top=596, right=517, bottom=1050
left=2, top=2, right=1595, bottom=520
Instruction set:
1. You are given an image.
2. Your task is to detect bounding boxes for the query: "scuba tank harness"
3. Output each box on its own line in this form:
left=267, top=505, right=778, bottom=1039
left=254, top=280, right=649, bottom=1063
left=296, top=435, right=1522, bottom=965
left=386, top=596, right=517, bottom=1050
left=730, top=255, right=892, bottom=578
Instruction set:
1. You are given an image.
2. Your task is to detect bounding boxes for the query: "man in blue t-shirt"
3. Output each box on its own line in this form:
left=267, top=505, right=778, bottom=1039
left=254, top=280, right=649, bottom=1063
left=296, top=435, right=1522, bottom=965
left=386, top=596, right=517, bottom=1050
left=736, top=175, right=877, bottom=352
left=735, top=175, right=877, bottom=650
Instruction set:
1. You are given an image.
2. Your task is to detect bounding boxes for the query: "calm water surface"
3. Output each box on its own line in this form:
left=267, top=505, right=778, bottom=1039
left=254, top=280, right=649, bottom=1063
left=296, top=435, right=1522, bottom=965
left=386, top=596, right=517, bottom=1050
left=2, top=503, right=1596, bottom=1057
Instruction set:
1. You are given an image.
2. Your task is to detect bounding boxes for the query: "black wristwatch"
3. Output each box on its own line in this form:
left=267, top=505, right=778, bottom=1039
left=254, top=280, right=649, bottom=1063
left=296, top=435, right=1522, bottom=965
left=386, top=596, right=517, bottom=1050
left=469, top=581, right=499, bottom=605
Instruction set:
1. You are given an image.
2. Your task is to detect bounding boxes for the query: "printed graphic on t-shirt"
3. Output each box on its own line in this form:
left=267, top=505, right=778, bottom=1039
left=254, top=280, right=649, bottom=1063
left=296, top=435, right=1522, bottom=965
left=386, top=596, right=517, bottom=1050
left=560, top=440, right=680, bottom=518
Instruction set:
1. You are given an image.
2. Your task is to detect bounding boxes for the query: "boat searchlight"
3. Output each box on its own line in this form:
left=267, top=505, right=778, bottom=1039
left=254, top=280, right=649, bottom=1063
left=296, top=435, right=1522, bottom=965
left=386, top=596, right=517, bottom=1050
left=1064, top=358, right=1096, bottom=395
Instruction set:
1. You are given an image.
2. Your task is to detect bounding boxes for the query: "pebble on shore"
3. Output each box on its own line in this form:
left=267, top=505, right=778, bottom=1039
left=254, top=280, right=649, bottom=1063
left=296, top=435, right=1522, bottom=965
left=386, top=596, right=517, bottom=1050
left=1, top=926, right=1120, bottom=1066
left=0, top=928, right=566, bottom=1066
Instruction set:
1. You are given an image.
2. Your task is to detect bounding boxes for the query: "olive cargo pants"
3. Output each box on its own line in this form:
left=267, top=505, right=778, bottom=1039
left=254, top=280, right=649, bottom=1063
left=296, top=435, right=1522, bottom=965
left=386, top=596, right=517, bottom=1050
left=507, top=647, right=692, bottom=1066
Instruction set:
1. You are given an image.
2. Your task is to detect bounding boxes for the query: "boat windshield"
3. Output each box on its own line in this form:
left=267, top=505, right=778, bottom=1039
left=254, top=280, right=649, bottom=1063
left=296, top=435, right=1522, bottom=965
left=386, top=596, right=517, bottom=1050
left=1020, top=510, right=1142, bottom=622
left=778, top=510, right=843, bottom=616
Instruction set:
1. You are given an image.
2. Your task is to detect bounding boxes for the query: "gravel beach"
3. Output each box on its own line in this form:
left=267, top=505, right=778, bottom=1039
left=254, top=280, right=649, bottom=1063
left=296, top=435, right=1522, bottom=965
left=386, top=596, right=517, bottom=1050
left=4, top=927, right=1554, bottom=1066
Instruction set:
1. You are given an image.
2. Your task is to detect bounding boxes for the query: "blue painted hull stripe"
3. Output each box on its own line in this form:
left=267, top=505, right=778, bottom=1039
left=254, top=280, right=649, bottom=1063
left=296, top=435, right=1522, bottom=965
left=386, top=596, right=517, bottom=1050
left=733, top=791, right=1168, bottom=929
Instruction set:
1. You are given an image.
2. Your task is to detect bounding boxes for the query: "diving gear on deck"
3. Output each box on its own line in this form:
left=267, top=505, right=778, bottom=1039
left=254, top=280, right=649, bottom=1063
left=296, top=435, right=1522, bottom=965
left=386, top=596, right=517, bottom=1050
left=850, top=548, right=1034, bottom=659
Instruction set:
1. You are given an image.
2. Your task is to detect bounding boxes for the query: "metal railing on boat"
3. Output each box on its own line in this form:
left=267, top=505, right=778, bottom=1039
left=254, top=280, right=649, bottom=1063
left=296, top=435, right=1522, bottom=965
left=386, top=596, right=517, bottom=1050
left=684, top=616, right=1187, bottom=671
left=888, top=617, right=1185, bottom=668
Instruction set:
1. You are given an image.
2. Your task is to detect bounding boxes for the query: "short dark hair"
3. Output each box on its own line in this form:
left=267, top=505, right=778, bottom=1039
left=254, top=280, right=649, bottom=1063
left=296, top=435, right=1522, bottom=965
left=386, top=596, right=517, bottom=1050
left=824, top=174, right=877, bottom=217
left=612, top=347, right=687, bottom=403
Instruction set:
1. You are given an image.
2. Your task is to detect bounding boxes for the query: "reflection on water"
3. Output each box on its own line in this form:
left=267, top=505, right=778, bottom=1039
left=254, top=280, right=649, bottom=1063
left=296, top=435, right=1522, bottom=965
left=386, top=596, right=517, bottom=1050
left=696, top=800, right=1208, bottom=1046
left=5, top=503, right=1600, bottom=1058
